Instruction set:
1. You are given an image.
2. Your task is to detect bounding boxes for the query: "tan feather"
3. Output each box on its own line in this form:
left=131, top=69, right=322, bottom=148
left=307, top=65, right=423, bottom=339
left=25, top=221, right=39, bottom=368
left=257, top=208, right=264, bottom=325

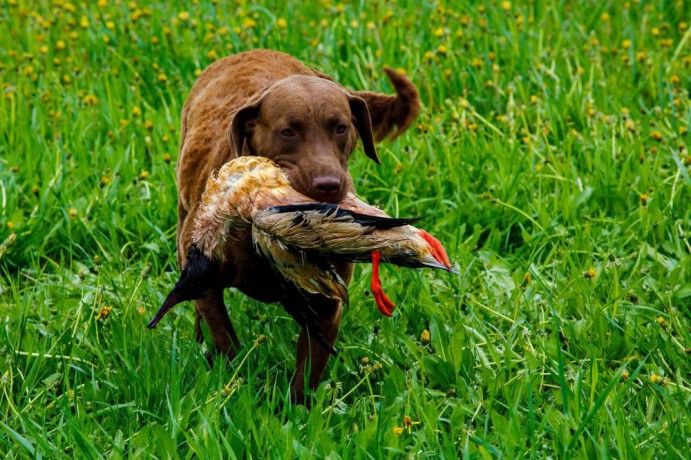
left=191, top=156, right=454, bottom=305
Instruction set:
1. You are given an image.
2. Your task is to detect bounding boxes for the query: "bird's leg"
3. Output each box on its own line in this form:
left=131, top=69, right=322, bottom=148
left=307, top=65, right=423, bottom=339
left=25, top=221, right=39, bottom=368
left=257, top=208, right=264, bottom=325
left=195, top=289, right=241, bottom=361
left=290, top=298, right=343, bottom=406
left=370, top=251, right=396, bottom=316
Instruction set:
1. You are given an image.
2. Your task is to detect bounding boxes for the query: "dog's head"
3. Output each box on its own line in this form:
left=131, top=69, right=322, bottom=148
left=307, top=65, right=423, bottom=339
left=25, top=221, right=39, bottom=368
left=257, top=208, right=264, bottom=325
left=229, top=76, right=378, bottom=203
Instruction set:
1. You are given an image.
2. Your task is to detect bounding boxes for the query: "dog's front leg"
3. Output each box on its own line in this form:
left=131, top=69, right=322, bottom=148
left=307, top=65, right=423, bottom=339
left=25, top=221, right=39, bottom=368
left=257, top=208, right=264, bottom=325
left=195, top=289, right=241, bottom=360
left=290, top=298, right=343, bottom=406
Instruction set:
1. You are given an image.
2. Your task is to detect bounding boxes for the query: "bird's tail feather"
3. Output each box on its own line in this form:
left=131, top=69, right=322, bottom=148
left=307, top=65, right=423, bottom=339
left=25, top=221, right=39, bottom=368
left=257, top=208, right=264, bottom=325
left=266, top=203, right=424, bottom=229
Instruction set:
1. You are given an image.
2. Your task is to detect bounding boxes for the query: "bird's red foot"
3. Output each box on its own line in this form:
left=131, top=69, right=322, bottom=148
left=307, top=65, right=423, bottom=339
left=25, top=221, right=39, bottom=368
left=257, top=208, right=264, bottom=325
left=370, top=251, right=395, bottom=316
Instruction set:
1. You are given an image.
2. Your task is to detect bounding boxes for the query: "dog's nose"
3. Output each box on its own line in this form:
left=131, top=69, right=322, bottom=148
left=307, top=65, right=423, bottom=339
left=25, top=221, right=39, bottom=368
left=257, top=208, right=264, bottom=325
left=312, top=176, right=342, bottom=199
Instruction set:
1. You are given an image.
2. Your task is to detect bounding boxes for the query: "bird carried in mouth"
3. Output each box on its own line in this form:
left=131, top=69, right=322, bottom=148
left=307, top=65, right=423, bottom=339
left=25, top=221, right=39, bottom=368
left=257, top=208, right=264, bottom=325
left=148, top=156, right=455, bottom=341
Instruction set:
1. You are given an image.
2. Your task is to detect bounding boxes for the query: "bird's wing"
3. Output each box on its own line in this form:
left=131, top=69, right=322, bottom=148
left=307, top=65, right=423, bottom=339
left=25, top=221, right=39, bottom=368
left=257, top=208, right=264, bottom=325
left=252, top=226, right=349, bottom=303
left=254, top=204, right=421, bottom=260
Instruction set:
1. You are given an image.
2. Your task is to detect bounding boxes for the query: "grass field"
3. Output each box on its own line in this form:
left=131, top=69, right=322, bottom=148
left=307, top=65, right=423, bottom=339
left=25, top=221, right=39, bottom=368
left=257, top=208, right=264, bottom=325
left=1, top=0, right=690, bottom=457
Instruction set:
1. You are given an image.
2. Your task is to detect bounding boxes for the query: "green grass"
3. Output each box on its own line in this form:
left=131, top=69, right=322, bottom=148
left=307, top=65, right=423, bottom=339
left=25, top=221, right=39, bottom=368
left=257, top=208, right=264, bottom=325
left=1, top=0, right=690, bottom=457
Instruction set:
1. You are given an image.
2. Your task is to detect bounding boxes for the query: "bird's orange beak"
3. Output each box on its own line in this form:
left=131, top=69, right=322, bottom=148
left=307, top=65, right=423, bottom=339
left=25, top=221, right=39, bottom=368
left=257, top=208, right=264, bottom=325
left=419, top=229, right=452, bottom=270
left=370, top=251, right=395, bottom=316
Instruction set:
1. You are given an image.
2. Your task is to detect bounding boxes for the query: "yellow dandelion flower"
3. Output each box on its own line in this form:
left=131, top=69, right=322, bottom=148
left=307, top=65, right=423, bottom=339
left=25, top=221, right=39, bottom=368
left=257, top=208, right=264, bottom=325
left=62, top=74, right=71, bottom=84
left=194, top=68, right=202, bottom=76
left=277, top=18, right=287, bottom=28
left=651, top=27, right=660, bottom=37
left=402, top=415, right=420, bottom=433
left=656, top=316, right=665, bottom=326
left=207, top=50, right=218, bottom=60
left=68, top=208, right=78, bottom=219
left=79, top=16, right=89, bottom=28
left=601, top=12, right=610, bottom=21
left=393, top=426, right=404, bottom=435
left=144, top=120, right=153, bottom=130
left=584, top=268, right=597, bottom=279
left=56, top=40, right=66, bottom=50
left=106, top=20, right=115, bottom=30
left=622, top=39, right=631, bottom=48
left=501, top=1, right=511, bottom=10
left=83, top=94, right=99, bottom=105
left=137, top=305, right=146, bottom=315
left=420, top=329, right=431, bottom=344
left=97, top=305, right=112, bottom=320
left=650, top=374, right=664, bottom=385
left=669, top=75, right=679, bottom=84
left=650, top=130, right=662, bottom=141
left=640, top=194, right=649, bottom=206
left=163, top=153, right=171, bottom=163
left=621, top=370, right=629, bottom=379
left=178, top=11, right=190, bottom=21
left=433, top=27, right=444, bottom=37
left=437, top=45, right=448, bottom=54
left=39, top=45, right=49, bottom=54
left=158, top=73, right=167, bottom=82
left=625, top=120, right=635, bottom=132
left=138, top=170, right=149, bottom=180
left=132, top=106, right=141, bottom=117
left=350, top=20, right=358, bottom=28
left=243, top=18, right=256, bottom=29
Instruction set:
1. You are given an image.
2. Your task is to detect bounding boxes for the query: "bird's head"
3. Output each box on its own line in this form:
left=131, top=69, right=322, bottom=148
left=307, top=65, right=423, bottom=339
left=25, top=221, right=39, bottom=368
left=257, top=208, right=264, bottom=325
left=147, top=245, right=219, bottom=328
left=418, top=229, right=457, bottom=273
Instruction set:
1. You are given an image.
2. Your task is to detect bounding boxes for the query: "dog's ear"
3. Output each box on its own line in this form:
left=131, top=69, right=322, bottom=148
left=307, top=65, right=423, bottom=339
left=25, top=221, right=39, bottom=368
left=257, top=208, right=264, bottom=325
left=348, top=95, right=380, bottom=164
left=349, top=68, right=421, bottom=142
left=229, top=96, right=263, bottom=158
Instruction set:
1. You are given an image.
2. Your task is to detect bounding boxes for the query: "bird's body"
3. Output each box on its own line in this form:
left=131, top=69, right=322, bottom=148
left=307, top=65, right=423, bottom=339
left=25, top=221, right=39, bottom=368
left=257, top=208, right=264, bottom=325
left=192, top=157, right=452, bottom=306
left=149, top=156, right=454, bottom=339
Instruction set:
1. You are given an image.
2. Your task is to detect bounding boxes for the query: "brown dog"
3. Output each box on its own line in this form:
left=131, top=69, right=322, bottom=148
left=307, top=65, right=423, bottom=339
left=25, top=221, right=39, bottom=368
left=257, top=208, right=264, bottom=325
left=176, top=49, right=420, bottom=404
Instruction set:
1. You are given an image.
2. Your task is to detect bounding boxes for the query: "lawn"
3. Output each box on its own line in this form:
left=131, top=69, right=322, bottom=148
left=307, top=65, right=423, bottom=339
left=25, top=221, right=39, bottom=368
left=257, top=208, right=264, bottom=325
left=1, top=0, right=690, bottom=458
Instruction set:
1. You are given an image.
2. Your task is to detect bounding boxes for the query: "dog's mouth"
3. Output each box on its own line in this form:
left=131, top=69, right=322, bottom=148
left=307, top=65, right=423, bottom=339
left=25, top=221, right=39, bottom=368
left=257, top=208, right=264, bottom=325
left=283, top=172, right=346, bottom=204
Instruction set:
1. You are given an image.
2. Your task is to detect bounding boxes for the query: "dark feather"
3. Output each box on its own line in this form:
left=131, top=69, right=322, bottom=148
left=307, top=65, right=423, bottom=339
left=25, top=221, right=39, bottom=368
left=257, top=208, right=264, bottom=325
left=148, top=245, right=219, bottom=328
left=279, top=280, right=339, bottom=356
left=266, top=203, right=424, bottom=229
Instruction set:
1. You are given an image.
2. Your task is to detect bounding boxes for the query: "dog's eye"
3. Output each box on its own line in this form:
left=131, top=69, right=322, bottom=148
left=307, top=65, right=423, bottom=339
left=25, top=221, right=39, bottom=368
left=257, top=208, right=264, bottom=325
left=336, top=124, right=348, bottom=134
left=280, top=128, right=296, bottom=137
